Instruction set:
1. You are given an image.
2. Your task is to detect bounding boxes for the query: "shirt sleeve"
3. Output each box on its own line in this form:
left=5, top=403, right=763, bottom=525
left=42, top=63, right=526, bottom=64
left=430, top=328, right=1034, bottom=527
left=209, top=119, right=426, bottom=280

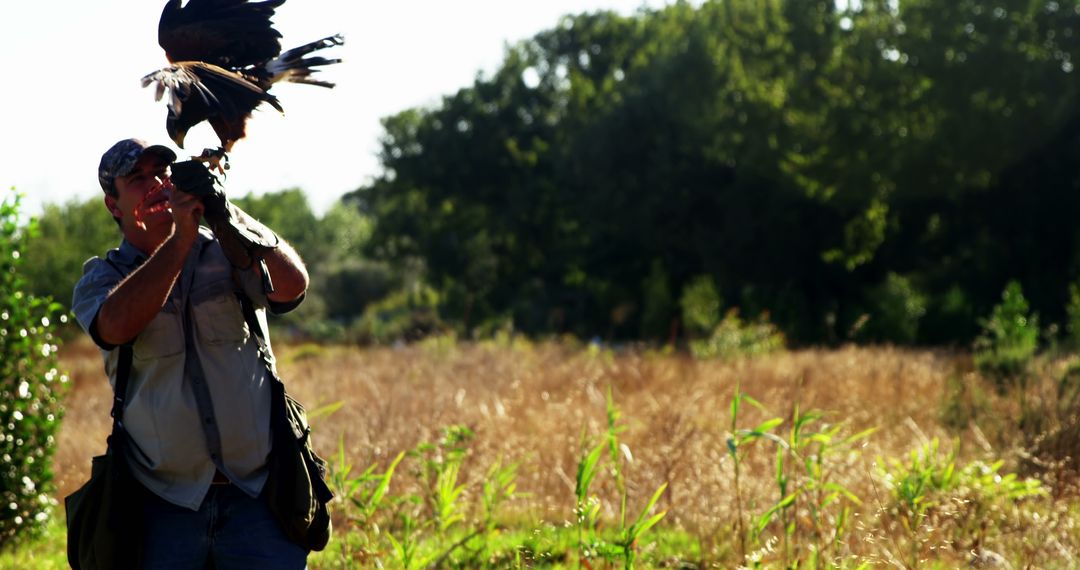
left=71, top=257, right=123, bottom=351
left=233, top=265, right=305, bottom=315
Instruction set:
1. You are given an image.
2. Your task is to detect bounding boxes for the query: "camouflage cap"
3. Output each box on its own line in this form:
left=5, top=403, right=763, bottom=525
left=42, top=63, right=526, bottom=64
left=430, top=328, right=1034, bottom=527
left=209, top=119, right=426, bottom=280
left=98, top=139, right=177, bottom=193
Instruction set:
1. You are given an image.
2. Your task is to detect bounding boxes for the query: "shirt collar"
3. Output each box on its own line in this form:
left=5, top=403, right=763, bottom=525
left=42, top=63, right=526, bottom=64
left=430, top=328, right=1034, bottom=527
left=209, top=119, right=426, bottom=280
left=108, top=239, right=148, bottom=269
left=108, top=230, right=211, bottom=269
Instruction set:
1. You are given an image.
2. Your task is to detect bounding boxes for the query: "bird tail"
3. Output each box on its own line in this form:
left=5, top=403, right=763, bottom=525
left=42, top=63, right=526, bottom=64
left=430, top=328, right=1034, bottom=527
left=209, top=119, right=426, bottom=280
left=266, top=34, right=344, bottom=88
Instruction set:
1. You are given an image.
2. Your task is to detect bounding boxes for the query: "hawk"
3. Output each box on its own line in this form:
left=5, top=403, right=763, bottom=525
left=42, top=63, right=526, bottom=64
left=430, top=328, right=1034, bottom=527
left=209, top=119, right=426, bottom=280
left=141, top=0, right=343, bottom=168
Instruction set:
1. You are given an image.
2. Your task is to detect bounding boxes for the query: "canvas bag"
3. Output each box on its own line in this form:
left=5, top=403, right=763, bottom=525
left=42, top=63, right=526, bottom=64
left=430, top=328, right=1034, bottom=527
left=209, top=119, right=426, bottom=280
left=65, top=344, right=147, bottom=570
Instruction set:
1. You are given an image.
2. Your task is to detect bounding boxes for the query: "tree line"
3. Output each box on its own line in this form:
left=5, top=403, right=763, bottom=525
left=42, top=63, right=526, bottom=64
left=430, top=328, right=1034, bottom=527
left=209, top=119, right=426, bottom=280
left=20, top=0, right=1080, bottom=346
left=350, top=0, right=1080, bottom=345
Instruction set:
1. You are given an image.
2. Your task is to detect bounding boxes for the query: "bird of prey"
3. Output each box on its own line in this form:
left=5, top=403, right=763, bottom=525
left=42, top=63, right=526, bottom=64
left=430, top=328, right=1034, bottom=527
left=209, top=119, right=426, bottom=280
left=141, top=0, right=343, bottom=169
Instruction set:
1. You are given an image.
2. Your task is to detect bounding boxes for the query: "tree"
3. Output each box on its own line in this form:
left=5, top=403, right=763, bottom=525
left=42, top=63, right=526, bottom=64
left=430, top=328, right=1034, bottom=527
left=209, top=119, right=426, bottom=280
left=352, top=0, right=1080, bottom=345
left=233, top=190, right=396, bottom=338
left=19, top=197, right=119, bottom=314
left=0, top=190, right=68, bottom=544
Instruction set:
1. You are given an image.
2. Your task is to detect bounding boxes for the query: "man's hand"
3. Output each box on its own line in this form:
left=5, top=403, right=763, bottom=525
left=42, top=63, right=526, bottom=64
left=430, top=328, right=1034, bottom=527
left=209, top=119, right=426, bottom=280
left=167, top=184, right=205, bottom=247
left=169, top=160, right=286, bottom=293
left=170, top=160, right=226, bottom=212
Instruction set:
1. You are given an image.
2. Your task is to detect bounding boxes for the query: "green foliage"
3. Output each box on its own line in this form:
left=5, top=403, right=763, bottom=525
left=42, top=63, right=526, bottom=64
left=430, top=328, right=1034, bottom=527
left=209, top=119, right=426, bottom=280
left=689, top=310, right=785, bottom=360
left=725, top=387, right=780, bottom=562
left=410, top=425, right=474, bottom=535
left=857, top=273, right=928, bottom=344
left=0, top=515, right=66, bottom=568
left=480, top=459, right=519, bottom=533
left=754, top=407, right=874, bottom=566
left=619, top=482, right=667, bottom=570
left=350, top=0, right=1080, bottom=344
left=18, top=197, right=119, bottom=317
left=680, top=275, right=722, bottom=337
left=355, top=283, right=444, bottom=344
left=572, top=392, right=669, bottom=569
left=0, top=191, right=68, bottom=545
left=327, top=439, right=404, bottom=562
left=974, top=281, right=1039, bottom=379
left=232, top=189, right=321, bottom=261
left=639, top=260, right=674, bottom=339
left=232, top=191, right=396, bottom=341
left=940, top=372, right=991, bottom=431
left=1065, top=283, right=1080, bottom=348
left=879, top=437, right=1045, bottom=567
left=317, top=423, right=529, bottom=568
left=574, top=441, right=605, bottom=562
left=822, top=199, right=890, bottom=272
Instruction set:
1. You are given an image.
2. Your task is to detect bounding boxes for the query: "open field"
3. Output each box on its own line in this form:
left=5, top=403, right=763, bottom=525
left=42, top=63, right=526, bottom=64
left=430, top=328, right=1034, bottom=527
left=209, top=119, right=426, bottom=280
left=19, top=337, right=1080, bottom=567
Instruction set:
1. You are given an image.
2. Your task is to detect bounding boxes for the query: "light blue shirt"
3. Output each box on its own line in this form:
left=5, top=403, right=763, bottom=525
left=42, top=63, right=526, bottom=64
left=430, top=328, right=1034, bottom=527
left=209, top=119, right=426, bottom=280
left=72, top=227, right=298, bottom=510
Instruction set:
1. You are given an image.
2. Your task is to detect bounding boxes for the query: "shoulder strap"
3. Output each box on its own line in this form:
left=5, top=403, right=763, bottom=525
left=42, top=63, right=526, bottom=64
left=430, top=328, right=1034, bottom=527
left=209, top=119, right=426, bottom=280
left=236, top=291, right=290, bottom=434
left=237, top=292, right=277, bottom=376
left=103, top=256, right=136, bottom=431
left=109, top=345, right=133, bottom=426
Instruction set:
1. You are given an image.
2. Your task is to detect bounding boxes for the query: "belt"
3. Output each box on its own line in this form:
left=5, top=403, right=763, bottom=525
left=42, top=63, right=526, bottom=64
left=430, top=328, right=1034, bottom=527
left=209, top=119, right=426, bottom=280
left=211, top=470, right=231, bottom=485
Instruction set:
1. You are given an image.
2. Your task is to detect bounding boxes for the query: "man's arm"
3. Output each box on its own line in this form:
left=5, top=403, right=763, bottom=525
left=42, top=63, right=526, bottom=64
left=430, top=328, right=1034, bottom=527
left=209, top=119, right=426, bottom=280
left=260, top=239, right=309, bottom=304
left=95, top=189, right=203, bottom=346
left=170, top=160, right=307, bottom=304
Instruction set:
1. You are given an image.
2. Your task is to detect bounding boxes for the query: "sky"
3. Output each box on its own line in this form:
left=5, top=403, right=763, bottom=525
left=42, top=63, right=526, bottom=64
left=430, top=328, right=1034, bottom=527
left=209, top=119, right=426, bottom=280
left=0, top=0, right=672, bottom=219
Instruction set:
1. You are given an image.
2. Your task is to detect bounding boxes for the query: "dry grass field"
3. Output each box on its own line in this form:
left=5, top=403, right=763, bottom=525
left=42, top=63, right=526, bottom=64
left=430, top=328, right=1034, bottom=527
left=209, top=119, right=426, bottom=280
left=50, top=336, right=1080, bottom=567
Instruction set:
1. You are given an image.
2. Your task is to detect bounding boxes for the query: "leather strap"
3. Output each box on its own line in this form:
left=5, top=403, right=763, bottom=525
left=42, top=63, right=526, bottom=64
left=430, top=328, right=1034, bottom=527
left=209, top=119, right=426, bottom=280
left=103, top=256, right=137, bottom=436
left=109, top=345, right=133, bottom=428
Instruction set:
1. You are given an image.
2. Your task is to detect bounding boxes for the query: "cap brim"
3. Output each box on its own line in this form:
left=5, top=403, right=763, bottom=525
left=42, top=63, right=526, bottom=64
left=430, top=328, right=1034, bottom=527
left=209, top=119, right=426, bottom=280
left=140, top=145, right=178, bottom=165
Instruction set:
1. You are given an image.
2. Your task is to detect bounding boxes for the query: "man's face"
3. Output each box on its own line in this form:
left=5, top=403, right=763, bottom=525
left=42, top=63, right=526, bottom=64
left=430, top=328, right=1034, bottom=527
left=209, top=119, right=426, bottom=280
left=105, top=153, right=174, bottom=235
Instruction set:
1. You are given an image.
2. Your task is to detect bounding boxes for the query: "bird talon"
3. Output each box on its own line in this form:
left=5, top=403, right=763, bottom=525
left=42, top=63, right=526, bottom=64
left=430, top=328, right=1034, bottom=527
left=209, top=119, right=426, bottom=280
left=193, top=147, right=229, bottom=176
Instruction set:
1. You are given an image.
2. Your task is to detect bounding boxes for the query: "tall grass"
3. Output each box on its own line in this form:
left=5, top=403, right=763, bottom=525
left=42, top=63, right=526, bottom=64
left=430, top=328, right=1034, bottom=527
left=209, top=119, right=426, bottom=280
left=36, top=336, right=1080, bottom=567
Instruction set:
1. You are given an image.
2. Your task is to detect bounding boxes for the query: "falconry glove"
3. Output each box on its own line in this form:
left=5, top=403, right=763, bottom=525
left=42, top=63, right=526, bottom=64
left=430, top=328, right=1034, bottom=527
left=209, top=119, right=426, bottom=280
left=170, top=160, right=280, bottom=292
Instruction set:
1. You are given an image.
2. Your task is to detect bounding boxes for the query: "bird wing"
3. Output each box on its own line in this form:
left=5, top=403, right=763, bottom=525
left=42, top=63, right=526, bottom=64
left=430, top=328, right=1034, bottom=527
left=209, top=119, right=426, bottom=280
left=142, top=62, right=283, bottom=149
left=158, top=0, right=287, bottom=69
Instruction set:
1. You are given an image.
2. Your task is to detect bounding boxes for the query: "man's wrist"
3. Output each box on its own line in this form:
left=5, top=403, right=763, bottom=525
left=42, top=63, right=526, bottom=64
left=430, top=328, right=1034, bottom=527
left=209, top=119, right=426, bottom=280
left=164, top=227, right=199, bottom=254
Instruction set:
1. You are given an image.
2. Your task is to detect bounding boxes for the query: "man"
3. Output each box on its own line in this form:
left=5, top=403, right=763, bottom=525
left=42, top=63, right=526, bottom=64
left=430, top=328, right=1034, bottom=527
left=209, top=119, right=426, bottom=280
left=72, top=138, right=310, bottom=569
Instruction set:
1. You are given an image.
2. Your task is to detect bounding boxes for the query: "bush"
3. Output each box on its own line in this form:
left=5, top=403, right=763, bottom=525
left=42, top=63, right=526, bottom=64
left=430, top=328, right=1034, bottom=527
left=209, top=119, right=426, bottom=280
left=858, top=273, right=927, bottom=344
left=0, top=191, right=68, bottom=545
left=879, top=437, right=1044, bottom=565
left=679, top=275, right=722, bottom=337
left=974, top=280, right=1039, bottom=380
left=355, top=283, right=444, bottom=344
left=689, top=309, right=784, bottom=360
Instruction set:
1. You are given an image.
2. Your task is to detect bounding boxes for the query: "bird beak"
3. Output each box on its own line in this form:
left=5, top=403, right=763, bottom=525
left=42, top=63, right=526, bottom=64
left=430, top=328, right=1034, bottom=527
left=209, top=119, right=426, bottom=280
left=166, top=118, right=187, bottom=149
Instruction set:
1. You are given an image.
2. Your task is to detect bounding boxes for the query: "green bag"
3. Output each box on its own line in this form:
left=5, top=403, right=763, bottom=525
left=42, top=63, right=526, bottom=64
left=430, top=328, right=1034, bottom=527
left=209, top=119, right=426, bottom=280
left=65, top=345, right=146, bottom=570
left=264, top=382, right=334, bottom=551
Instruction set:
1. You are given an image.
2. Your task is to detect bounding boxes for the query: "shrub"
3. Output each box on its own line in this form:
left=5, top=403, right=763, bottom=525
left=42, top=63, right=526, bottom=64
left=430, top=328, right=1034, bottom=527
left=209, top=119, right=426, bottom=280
left=0, top=191, right=69, bottom=545
left=354, top=283, right=444, bottom=344
left=689, top=309, right=784, bottom=360
left=679, top=275, right=722, bottom=337
left=879, top=438, right=1044, bottom=566
left=973, top=281, right=1039, bottom=380
left=858, top=272, right=927, bottom=344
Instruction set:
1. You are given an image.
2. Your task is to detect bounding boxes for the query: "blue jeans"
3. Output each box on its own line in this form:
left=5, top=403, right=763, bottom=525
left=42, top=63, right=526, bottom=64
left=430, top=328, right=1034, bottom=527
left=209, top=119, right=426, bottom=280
left=141, top=484, right=308, bottom=569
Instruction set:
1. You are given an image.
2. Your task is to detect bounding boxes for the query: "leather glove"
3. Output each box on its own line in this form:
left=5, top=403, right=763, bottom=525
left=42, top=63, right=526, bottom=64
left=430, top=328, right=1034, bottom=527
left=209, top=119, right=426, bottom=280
left=170, top=160, right=281, bottom=289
